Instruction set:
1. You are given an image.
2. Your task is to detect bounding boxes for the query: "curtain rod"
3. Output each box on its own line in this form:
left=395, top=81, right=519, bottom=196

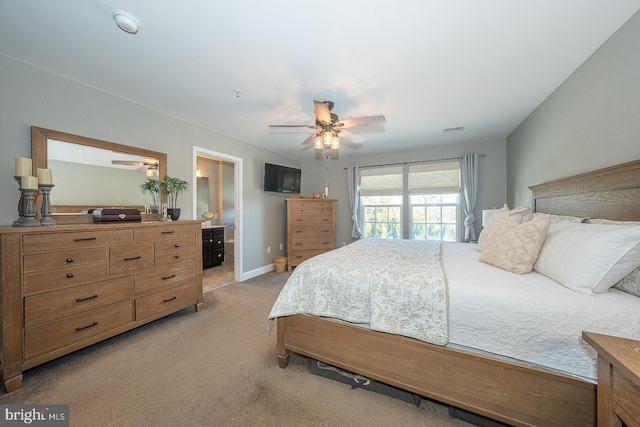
left=343, top=153, right=486, bottom=170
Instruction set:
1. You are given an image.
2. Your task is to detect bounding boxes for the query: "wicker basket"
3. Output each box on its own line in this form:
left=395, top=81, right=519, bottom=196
left=274, top=256, right=287, bottom=273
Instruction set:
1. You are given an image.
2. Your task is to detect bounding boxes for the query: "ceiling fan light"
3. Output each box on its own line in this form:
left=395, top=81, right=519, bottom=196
left=113, top=10, right=140, bottom=34
left=314, top=134, right=323, bottom=150
left=331, top=134, right=340, bottom=149
left=323, top=132, right=333, bottom=147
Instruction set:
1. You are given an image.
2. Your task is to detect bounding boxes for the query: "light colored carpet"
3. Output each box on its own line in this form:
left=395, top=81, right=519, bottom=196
left=0, top=271, right=473, bottom=427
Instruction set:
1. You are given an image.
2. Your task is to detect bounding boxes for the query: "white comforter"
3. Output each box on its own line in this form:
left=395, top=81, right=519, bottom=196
left=268, top=239, right=449, bottom=345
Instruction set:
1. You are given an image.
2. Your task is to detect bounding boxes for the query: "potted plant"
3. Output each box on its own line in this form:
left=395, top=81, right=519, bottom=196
left=161, top=175, right=189, bottom=220
left=139, top=178, right=161, bottom=213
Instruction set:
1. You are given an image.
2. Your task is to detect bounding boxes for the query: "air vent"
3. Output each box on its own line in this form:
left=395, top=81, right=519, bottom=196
left=443, top=126, right=465, bottom=133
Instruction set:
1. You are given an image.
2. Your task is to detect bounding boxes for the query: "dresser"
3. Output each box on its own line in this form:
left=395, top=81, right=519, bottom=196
left=0, top=220, right=203, bottom=392
left=202, top=226, right=224, bottom=269
left=285, top=198, right=336, bottom=271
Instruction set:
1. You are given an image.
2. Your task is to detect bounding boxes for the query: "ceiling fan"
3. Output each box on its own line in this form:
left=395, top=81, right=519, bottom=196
left=269, top=100, right=386, bottom=159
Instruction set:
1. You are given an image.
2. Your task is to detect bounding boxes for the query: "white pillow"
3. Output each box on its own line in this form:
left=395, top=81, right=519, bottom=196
left=479, top=214, right=550, bottom=274
left=477, top=204, right=533, bottom=251
left=533, top=223, right=640, bottom=294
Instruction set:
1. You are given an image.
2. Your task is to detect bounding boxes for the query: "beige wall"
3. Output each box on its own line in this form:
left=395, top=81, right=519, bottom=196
left=507, top=10, right=640, bottom=208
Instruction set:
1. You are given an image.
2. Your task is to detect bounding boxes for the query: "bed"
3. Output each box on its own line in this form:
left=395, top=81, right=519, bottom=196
left=269, top=159, right=640, bottom=427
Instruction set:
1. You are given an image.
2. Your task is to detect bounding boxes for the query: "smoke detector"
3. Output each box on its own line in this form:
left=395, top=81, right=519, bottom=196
left=113, top=10, right=140, bottom=34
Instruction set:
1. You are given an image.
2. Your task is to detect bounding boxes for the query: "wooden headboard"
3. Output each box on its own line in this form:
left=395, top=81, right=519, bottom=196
left=529, top=159, right=640, bottom=221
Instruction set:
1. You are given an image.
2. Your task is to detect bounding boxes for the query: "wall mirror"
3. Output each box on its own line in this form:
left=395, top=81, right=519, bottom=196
left=31, top=126, right=167, bottom=215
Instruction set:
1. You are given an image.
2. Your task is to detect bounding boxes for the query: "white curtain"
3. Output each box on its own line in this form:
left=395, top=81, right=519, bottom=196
left=460, top=153, right=479, bottom=241
left=347, top=165, right=363, bottom=238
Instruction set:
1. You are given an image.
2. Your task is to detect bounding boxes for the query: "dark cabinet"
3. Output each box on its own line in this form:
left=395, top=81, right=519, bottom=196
left=202, top=227, right=224, bottom=269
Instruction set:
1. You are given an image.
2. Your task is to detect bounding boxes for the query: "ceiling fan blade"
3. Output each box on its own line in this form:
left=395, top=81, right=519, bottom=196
left=269, top=124, right=318, bottom=129
left=338, top=115, right=386, bottom=128
left=338, top=129, right=365, bottom=144
left=300, top=134, right=316, bottom=146
left=313, top=100, right=332, bottom=125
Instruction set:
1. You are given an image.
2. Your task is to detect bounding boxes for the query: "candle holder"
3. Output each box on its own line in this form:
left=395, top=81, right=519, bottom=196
left=12, top=176, right=24, bottom=227
left=39, top=183, right=56, bottom=226
left=14, top=188, right=40, bottom=227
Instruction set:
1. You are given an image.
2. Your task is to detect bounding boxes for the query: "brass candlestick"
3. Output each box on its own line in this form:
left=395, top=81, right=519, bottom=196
left=39, top=183, right=56, bottom=226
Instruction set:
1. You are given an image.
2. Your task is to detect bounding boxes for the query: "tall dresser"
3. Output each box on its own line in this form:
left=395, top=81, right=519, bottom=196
left=285, top=198, right=337, bottom=271
left=0, top=220, right=203, bottom=392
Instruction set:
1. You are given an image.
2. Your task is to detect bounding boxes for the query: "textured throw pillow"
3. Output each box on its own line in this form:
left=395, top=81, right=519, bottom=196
left=477, top=205, right=533, bottom=252
left=479, top=214, right=551, bottom=274
left=614, top=266, right=640, bottom=297
left=534, top=223, right=640, bottom=294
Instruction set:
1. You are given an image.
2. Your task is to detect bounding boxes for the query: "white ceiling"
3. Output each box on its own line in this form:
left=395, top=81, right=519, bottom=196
left=2, top=1, right=639, bottom=162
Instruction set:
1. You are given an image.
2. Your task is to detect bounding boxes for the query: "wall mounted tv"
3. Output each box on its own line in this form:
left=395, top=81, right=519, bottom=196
left=263, top=163, right=301, bottom=194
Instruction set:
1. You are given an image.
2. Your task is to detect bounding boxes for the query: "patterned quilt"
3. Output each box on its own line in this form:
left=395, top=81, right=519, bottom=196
left=268, top=239, right=449, bottom=345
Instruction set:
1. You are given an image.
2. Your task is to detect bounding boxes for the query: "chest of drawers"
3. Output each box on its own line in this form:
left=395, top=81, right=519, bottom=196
left=0, top=221, right=203, bottom=392
left=285, top=199, right=336, bottom=271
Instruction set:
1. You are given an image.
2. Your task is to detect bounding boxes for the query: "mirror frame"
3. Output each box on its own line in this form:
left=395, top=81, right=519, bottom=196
left=31, top=126, right=168, bottom=213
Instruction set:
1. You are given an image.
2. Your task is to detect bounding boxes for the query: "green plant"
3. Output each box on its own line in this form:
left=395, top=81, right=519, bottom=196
left=138, top=178, right=161, bottom=207
left=160, top=175, right=189, bottom=209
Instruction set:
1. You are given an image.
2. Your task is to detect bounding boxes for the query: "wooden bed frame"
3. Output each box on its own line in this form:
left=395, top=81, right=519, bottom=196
left=275, top=159, right=640, bottom=427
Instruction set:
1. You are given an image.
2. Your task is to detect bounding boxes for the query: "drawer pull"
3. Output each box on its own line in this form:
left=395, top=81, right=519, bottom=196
left=161, top=231, right=176, bottom=234
left=163, top=296, right=177, bottom=303
left=322, top=230, right=330, bottom=232
left=295, top=219, right=303, bottom=222
left=296, top=255, right=303, bottom=259
left=66, top=273, right=74, bottom=278
left=217, top=253, right=222, bottom=258
left=174, top=244, right=181, bottom=248
left=217, top=240, right=222, bottom=244
left=174, top=254, right=180, bottom=259
left=322, top=242, right=330, bottom=245
left=75, top=321, right=98, bottom=331
left=76, top=294, right=98, bottom=302
left=295, top=230, right=302, bottom=233
left=66, top=258, right=74, bottom=263
left=162, top=274, right=176, bottom=280
left=124, top=256, right=142, bottom=261
left=74, top=237, right=97, bottom=242
left=295, top=243, right=303, bottom=246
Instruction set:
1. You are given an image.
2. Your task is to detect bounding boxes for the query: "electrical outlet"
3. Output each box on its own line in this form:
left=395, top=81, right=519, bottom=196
left=267, top=245, right=271, bottom=254
left=214, top=213, right=219, bottom=219
left=280, top=243, right=284, bottom=250
left=341, top=241, right=346, bottom=247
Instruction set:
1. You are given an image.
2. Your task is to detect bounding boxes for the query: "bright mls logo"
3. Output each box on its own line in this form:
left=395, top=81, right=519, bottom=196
left=0, top=405, right=68, bottom=426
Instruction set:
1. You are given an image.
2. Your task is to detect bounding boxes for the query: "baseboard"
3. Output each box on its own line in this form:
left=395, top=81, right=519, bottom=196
left=240, top=263, right=275, bottom=281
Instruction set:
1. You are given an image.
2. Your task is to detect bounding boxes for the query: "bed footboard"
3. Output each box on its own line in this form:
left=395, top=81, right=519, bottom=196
left=277, top=314, right=596, bottom=427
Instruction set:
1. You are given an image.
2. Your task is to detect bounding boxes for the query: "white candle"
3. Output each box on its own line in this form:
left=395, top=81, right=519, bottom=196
left=37, top=168, right=53, bottom=184
left=15, top=157, right=32, bottom=176
left=21, top=176, right=38, bottom=190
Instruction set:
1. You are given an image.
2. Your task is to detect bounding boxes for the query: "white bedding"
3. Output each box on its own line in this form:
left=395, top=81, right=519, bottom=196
left=445, top=242, right=640, bottom=382
left=269, top=239, right=640, bottom=383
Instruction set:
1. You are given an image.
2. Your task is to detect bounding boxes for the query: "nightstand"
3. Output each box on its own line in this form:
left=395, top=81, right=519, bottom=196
left=583, top=331, right=640, bottom=427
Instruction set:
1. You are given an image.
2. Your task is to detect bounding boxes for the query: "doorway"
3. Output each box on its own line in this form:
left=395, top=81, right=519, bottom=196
left=192, top=147, right=243, bottom=284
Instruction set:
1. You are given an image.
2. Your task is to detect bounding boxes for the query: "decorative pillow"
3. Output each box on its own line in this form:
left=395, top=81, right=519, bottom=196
left=479, top=214, right=551, bottom=274
left=477, top=204, right=533, bottom=252
left=533, top=223, right=640, bottom=294
left=614, top=266, right=640, bottom=297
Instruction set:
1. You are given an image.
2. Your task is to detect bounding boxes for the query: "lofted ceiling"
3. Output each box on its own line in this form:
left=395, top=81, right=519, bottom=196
left=2, top=1, right=639, bottom=162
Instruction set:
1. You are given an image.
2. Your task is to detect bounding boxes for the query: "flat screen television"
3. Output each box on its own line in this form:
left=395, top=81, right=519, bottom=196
left=263, top=163, right=301, bottom=194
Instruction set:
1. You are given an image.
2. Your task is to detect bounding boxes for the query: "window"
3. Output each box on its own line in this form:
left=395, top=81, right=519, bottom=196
left=360, top=161, right=461, bottom=242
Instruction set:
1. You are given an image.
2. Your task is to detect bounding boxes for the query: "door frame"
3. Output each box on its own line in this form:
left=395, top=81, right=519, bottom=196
left=192, top=146, right=243, bottom=282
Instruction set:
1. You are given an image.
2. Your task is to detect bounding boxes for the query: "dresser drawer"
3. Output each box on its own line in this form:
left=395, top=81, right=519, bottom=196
left=135, top=264, right=197, bottom=296
left=135, top=282, right=197, bottom=321
left=155, top=247, right=196, bottom=267
left=23, top=229, right=131, bottom=254
left=24, top=262, right=108, bottom=295
left=109, top=242, right=154, bottom=274
left=287, top=202, right=334, bottom=215
left=134, top=224, right=195, bottom=242
left=291, top=237, right=335, bottom=250
left=24, top=247, right=107, bottom=274
left=288, top=249, right=328, bottom=265
left=289, top=215, right=334, bottom=226
left=25, top=276, right=134, bottom=327
left=289, top=224, right=334, bottom=238
left=24, top=300, right=133, bottom=360
left=155, top=236, right=195, bottom=252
